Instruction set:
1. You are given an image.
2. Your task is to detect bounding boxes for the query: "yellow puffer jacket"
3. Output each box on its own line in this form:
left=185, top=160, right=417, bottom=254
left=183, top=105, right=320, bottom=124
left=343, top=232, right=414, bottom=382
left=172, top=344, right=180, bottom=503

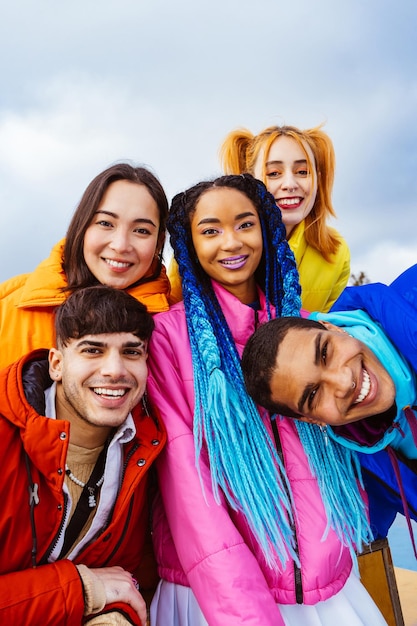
left=0, top=239, right=172, bottom=370
left=289, top=221, right=350, bottom=313
left=168, top=221, right=350, bottom=313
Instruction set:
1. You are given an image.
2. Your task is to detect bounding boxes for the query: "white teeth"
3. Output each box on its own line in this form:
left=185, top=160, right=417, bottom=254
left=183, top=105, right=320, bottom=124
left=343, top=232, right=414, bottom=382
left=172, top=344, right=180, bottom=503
left=221, top=257, right=244, bottom=266
left=105, top=259, right=130, bottom=268
left=94, top=388, right=126, bottom=397
left=279, top=198, right=300, bottom=206
left=354, top=369, right=371, bottom=404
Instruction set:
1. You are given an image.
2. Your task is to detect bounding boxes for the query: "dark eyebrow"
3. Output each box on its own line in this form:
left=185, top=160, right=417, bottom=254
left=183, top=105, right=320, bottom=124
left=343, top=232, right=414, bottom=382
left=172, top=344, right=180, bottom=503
left=196, top=217, right=221, bottom=226
left=77, top=339, right=106, bottom=348
left=123, top=341, right=146, bottom=348
left=197, top=211, right=256, bottom=227
left=297, top=333, right=322, bottom=413
left=298, top=384, right=315, bottom=414
left=95, top=210, right=157, bottom=227
left=76, top=339, right=145, bottom=349
left=314, top=333, right=322, bottom=366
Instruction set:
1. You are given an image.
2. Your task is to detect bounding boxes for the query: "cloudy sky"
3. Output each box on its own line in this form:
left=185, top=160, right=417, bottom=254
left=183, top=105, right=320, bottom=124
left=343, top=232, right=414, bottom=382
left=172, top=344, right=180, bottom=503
left=1, top=0, right=416, bottom=285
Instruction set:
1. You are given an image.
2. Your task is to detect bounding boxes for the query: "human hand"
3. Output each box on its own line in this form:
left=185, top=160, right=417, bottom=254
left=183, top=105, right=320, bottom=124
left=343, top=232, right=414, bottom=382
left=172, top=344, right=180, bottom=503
left=89, top=566, right=146, bottom=626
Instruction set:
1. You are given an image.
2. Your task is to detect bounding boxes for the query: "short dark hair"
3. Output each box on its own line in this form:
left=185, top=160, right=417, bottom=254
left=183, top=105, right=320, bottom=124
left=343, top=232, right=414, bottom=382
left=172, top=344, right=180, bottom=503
left=55, top=285, right=154, bottom=348
left=241, top=316, right=323, bottom=418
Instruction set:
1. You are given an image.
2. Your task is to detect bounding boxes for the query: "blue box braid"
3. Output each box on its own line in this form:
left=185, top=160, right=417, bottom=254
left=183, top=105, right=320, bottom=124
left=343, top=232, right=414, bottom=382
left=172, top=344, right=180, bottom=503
left=246, top=181, right=372, bottom=562
left=294, top=421, right=372, bottom=568
left=256, top=183, right=372, bottom=562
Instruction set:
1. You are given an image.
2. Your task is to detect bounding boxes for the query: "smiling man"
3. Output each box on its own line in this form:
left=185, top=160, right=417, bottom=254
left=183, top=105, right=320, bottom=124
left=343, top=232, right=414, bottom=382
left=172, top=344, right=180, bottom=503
left=0, top=285, right=166, bottom=626
left=242, top=312, right=416, bottom=460
left=256, top=317, right=397, bottom=429
left=242, top=264, right=417, bottom=543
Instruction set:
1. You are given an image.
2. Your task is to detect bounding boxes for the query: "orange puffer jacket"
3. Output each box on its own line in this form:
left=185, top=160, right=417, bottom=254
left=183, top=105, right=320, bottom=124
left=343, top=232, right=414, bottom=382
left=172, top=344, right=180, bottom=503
left=0, top=350, right=166, bottom=625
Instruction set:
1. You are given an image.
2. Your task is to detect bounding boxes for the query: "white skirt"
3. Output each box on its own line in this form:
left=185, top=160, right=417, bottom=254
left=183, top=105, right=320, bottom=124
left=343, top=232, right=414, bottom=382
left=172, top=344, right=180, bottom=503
left=150, top=571, right=388, bottom=625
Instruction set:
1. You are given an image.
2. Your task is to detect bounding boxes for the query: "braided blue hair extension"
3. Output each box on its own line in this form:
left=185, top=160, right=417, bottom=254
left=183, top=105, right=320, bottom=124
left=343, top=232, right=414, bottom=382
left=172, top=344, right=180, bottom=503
left=252, top=180, right=372, bottom=560
left=295, top=421, right=372, bottom=569
left=168, top=175, right=300, bottom=568
left=255, top=182, right=301, bottom=318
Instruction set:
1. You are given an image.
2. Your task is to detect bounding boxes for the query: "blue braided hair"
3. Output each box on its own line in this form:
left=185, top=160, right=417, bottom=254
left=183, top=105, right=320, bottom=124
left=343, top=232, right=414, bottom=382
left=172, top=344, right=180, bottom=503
left=295, top=422, right=372, bottom=568
left=168, top=174, right=301, bottom=568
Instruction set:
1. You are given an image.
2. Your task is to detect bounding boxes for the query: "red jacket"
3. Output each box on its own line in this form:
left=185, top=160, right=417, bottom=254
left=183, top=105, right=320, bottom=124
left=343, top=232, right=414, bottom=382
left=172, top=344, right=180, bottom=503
left=0, top=350, right=166, bottom=625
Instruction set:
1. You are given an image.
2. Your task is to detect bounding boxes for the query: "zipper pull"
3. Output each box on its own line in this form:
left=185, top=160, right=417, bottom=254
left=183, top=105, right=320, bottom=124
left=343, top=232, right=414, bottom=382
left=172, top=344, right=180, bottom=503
left=28, top=483, right=39, bottom=506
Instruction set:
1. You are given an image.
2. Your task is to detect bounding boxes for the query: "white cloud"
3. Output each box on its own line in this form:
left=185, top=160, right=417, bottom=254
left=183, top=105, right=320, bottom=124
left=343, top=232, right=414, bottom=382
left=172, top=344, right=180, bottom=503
left=350, top=242, right=417, bottom=285
left=0, top=0, right=416, bottom=285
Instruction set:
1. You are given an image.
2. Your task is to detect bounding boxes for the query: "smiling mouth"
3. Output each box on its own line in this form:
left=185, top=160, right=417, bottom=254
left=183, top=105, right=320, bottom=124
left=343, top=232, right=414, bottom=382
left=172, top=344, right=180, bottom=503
left=219, top=255, right=248, bottom=268
left=93, top=387, right=127, bottom=398
left=277, top=197, right=302, bottom=207
left=104, top=258, right=132, bottom=269
left=353, top=369, right=371, bottom=404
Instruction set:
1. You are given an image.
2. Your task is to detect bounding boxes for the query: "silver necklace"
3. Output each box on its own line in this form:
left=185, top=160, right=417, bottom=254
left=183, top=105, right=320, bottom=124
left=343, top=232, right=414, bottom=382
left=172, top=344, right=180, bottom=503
left=65, top=464, right=105, bottom=508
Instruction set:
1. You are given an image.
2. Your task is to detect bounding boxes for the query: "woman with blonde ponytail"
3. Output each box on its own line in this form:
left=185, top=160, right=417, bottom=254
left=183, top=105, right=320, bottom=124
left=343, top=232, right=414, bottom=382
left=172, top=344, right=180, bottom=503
left=219, top=124, right=350, bottom=312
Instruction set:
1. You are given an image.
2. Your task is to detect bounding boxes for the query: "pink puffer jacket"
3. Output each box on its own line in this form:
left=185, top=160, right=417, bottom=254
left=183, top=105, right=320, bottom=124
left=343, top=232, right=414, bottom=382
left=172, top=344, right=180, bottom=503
left=147, top=282, right=353, bottom=626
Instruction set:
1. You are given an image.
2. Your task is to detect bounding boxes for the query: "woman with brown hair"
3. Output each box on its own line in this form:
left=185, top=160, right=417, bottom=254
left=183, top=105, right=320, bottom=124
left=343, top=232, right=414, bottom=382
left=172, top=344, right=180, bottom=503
left=0, top=162, right=172, bottom=369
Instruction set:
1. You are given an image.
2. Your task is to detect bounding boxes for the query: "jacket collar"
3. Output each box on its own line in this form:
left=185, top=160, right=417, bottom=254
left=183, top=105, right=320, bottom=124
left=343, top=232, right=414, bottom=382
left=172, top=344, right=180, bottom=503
left=287, top=221, right=306, bottom=261
left=211, top=281, right=274, bottom=353
left=17, top=239, right=172, bottom=314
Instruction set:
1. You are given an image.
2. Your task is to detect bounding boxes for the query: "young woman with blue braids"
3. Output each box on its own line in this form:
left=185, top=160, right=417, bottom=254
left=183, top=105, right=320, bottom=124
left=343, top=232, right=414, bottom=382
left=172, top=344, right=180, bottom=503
left=146, top=174, right=386, bottom=625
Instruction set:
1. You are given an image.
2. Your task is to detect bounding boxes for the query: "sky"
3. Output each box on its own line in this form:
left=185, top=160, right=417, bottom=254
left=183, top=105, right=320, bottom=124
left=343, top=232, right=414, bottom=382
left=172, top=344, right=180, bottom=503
left=1, top=0, right=416, bottom=285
